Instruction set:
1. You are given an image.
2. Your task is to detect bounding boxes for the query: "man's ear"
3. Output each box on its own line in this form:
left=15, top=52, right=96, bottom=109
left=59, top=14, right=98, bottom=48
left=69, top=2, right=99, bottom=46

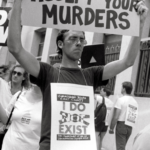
left=58, top=40, right=63, bottom=49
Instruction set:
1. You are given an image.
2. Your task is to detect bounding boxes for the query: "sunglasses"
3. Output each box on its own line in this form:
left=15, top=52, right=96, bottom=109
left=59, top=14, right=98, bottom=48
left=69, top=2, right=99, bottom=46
left=12, top=71, right=23, bottom=76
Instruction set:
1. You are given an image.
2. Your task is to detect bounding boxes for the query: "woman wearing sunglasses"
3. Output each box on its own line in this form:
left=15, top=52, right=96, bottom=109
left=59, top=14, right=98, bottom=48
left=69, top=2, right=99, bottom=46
left=0, top=84, right=42, bottom=150
left=0, top=64, right=30, bottom=149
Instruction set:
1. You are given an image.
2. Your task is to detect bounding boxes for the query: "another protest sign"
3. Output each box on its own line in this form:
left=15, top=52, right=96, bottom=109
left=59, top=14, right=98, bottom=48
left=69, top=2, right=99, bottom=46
left=0, top=7, right=11, bottom=46
left=22, top=0, right=139, bottom=36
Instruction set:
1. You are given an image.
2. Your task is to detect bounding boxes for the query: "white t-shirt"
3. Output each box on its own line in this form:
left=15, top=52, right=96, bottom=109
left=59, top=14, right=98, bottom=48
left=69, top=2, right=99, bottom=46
left=0, top=78, right=12, bottom=109
left=115, top=95, right=138, bottom=126
left=0, top=78, right=12, bottom=132
left=132, top=124, right=150, bottom=150
left=2, top=91, right=42, bottom=150
left=95, top=95, right=113, bottom=126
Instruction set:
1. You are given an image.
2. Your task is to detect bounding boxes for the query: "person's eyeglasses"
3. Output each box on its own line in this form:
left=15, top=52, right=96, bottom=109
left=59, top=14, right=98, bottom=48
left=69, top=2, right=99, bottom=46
left=12, top=71, right=23, bottom=76
left=67, top=37, right=87, bottom=45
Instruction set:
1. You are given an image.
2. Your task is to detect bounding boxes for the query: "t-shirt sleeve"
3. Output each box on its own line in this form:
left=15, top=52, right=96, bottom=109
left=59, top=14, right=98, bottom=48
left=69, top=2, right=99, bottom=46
left=96, top=95, right=103, bottom=104
left=114, top=98, right=122, bottom=109
left=30, top=62, right=54, bottom=91
left=92, top=66, right=109, bottom=89
left=93, top=66, right=109, bottom=87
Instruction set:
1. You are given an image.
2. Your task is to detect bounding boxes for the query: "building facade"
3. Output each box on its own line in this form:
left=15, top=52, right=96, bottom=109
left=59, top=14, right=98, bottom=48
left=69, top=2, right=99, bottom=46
left=1, top=0, right=150, bottom=96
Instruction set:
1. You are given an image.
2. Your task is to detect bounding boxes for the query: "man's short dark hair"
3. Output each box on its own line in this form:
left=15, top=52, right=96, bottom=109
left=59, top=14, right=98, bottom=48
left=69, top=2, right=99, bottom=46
left=122, top=81, right=133, bottom=94
left=56, top=30, right=69, bottom=56
left=0, top=65, right=9, bottom=73
left=56, top=30, right=85, bottom=56
left=103, top=87, right=112, bottom=97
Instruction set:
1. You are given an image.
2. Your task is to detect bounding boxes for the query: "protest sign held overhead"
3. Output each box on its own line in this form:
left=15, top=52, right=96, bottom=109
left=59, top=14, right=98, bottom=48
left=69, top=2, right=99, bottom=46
left=0, top=7, right=11, bottom=46
left=22, top=0, right=139, bottom=36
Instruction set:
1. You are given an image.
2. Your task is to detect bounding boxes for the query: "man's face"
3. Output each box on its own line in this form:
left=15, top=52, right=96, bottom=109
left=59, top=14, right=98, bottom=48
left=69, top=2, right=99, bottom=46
left=0, top=68, right=5, bottom=79
left=60, top=30, right=86, bottom=61
left=11, top=67, right=25, bottom=84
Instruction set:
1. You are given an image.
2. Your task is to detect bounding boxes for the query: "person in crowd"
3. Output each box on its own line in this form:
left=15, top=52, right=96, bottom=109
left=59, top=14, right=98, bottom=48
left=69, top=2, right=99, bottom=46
left=0, top=64, right=30, bottom=109
left=0, top=64, right=30, bottom=149
left=132, top=124, right=150, bottom=150
left=0, top=84, right=42, bottom=150
left=7, top=0, right=148, bottom=150
left=0, top=65, right=9, bottom=81
left=109, top=82, right=138, bottom=150
left=95, top=87, right=113, bottom=150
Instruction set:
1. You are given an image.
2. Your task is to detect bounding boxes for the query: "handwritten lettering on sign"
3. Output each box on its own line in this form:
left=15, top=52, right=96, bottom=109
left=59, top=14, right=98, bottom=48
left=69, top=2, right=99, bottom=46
left=0, top=7, right=11, bottom=46
left=22, top=0, right=139, bottom=36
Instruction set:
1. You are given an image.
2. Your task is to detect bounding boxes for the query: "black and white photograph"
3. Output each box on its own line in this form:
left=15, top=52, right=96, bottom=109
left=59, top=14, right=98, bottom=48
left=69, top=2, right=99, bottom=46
left=0, top=0, right=149, bottom=150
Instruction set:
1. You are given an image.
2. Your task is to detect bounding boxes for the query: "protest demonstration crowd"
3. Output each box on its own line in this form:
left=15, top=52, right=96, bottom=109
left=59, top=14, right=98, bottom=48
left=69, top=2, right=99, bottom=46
left=0, top=0, right=150, bottom=150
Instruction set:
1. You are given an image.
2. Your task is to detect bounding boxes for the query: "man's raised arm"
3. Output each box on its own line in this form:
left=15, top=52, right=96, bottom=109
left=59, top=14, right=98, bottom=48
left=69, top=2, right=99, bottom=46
left=102, top=0, right=148, bottom=81
left=7, top=0, right=40, bottom=78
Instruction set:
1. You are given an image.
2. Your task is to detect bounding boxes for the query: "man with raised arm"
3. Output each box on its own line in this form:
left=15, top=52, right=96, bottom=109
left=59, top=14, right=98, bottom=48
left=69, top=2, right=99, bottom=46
left=7, top=0, right=148, bottom=150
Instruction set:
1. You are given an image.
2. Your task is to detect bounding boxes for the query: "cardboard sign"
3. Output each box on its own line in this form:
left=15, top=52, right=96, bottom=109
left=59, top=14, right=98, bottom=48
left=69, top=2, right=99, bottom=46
left=0, top=7, right=11, bottom=46
left=51, top=83, right=96, bottom=150
left=22, top=0, right=139, bottom=36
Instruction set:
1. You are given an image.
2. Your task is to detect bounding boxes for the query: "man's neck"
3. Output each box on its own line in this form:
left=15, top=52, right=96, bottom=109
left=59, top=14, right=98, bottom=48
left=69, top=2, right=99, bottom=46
left=61, top=58, right=79, bottom=68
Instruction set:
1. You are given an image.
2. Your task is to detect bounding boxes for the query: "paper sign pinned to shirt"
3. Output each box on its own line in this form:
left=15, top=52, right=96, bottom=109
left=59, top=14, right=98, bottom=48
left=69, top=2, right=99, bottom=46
left=51, top=83, right=96, bottom=150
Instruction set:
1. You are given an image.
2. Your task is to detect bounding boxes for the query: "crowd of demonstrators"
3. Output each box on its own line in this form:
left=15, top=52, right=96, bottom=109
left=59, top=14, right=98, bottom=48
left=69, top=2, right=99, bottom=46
left=109, top=82, right=139, bottom=150
left=0, top=64, right=30, bottom=149
left=0, top=65, right=9, bottom=81
left=95, top=87, right=113, bottom=150
left=0, top=84, right=42, bottom=150
left=7, top=0, right=148, bottom=150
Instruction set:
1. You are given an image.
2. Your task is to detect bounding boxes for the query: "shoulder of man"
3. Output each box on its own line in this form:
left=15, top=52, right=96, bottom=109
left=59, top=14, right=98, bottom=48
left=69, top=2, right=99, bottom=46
left=105, top=97, right=113, bottom=106
left=40, top=62, right=55, bottom=71
left=31, top=62, right=56, bottom=78
left=96, top=95, right=103, bottom=104
left=114, top=96, right=124, bottom=108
